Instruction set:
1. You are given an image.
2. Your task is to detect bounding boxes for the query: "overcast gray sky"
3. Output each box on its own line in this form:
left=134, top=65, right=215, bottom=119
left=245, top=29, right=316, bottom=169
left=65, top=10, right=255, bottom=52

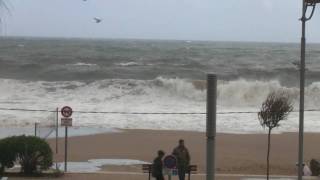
left=2, top=0, right=320, bottom=42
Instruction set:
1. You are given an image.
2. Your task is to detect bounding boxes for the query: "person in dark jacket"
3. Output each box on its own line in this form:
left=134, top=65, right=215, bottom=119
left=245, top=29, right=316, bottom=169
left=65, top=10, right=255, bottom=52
left=172, top=139, right=190, bottom=180
left=152, top=150, right=165, bottom=180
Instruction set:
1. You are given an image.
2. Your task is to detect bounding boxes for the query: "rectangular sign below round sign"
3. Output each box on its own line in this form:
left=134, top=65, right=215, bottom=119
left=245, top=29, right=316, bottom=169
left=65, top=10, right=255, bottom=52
left=61, top=118, right=72, bottom=127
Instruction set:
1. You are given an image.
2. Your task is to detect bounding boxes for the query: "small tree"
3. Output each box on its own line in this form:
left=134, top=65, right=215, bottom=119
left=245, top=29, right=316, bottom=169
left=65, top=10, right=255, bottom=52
left=258, top=91, right=293, bottom=180
left=0, top=135, right=53, bottom=175
left=16, top=136, right=53, bottom=175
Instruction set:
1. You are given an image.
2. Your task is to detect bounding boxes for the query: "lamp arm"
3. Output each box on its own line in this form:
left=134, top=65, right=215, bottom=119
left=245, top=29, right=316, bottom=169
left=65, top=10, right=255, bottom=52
left=301, top=3, right=316, bottom=21
left=305, top=4, right=316, bottom=21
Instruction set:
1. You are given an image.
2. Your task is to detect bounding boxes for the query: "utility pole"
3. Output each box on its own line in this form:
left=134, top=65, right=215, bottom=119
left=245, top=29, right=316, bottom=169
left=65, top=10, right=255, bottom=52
left=298, top=1, right=306, bottom=179
left=298, top=0, right=320, bottom=179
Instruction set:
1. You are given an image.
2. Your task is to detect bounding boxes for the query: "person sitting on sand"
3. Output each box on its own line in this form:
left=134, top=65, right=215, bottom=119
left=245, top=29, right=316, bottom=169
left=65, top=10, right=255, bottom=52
left=172, top=139, right=190, bottom=180
left=152, top=150, right=165, bottom=180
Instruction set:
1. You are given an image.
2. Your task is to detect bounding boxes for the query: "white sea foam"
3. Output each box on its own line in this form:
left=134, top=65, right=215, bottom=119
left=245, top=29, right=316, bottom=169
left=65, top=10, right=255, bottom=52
left=56, top=159, right=149, bottom=173
left=69, top=62, right=97, bottom=66
left=116, top=62, right=141, bottom=66
left=0, top=77, right=319, bottom=133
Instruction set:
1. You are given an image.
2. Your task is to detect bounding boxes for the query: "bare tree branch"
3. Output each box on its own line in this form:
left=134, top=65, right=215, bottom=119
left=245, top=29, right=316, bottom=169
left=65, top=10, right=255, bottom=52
left=258, top=91, right=293, bottom=130
left=258, top=90, right=293, bottom=180
left=0, top=0, right=10, bottom=14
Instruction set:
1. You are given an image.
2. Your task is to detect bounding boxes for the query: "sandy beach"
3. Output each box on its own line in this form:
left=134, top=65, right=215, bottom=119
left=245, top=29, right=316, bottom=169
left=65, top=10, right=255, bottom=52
left=47, top=129, right=320, bottom=177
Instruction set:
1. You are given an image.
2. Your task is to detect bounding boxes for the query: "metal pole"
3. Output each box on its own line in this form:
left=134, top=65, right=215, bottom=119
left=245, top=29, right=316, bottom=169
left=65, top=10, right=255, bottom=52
left=64, top=126, right=68, bottom=172
left=56, top=107, right=59, bottom=170
left=56, top=108, right=59, bottom=154
left=206, top=74, right=217, bottom=180
left=34, top=123, right=38, bottom=137
left=298, top=1, right=306, bottom=180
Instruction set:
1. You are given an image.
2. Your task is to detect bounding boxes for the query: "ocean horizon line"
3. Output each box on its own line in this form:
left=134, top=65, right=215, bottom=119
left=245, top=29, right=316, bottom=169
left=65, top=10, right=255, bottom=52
left=0, top=35, right=312, bottom=45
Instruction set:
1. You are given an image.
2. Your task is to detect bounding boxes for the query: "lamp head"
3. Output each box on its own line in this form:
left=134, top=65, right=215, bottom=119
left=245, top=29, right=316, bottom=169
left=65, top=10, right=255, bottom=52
left=306, top=0, right=320, bottom=4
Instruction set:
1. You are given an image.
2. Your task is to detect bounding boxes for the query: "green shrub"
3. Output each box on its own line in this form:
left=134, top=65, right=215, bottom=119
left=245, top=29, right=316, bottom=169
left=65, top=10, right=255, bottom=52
left=0, top=135, right=53, bottom=175
left=0, top=136, right=18, bottom=174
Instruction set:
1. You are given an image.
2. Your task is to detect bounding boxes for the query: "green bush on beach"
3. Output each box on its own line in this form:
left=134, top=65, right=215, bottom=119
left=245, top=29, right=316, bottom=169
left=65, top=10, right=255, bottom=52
left=0, top=136, right=16, bottom=173
left=0, top=135, right=53, bottom=175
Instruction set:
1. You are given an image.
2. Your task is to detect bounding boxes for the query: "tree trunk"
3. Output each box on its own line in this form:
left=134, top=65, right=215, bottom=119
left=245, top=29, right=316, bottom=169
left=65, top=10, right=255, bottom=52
left=267, top=128, right=272, bottom=180
left=0, top=165, right=4, bottom=175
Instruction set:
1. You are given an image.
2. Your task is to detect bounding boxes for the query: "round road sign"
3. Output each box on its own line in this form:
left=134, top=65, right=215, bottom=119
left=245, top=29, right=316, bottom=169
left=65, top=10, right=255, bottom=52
left=61, top=106, right=73, bottom=118
left=163, top=155, right=177, bottom=169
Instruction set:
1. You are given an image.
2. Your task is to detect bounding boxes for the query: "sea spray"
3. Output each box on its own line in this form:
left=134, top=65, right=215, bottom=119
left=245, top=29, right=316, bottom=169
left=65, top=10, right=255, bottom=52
left=0, top=77, right=320, bottom=133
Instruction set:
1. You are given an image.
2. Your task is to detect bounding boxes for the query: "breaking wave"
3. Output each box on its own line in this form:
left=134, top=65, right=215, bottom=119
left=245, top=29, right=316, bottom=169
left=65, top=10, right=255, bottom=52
left=0, top=77, right=320, bottom=133
left=1, top=77, right=320, bottom=109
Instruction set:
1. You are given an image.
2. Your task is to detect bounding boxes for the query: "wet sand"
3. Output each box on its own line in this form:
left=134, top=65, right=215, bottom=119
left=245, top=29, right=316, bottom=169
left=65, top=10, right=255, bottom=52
left=48, top=129, right=320, bottom=176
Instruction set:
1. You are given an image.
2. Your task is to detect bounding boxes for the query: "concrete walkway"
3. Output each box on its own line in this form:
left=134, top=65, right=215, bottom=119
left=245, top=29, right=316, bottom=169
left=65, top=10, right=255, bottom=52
left=3, top=172, right=320, bottom=180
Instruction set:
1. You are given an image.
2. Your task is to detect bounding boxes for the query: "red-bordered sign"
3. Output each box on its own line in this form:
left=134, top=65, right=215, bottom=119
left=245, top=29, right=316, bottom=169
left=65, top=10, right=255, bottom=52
left=163, top=155, right=177, bottom=169
left=61, top=106, right=73, bottom=118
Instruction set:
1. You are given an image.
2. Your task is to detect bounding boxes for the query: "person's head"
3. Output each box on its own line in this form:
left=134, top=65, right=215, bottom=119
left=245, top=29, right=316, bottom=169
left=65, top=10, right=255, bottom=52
left=178, top=139, right=185, bottom=147
left=158, top=150, right=165, bottom=157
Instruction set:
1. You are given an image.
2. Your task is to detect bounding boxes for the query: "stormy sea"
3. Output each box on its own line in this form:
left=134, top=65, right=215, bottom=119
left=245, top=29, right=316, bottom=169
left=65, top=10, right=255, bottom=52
left=0, top=37, right=320, bottom=134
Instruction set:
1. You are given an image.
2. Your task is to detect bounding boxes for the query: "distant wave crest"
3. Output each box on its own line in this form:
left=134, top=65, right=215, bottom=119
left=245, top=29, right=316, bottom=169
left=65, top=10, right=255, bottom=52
left=116, top=62, right=140, bottom=66
left=69, top=63, right=97, bottom=66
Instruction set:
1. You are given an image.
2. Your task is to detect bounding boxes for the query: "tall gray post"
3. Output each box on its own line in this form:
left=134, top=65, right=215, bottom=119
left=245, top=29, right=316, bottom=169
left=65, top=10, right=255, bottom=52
left=206, top=74, right=217, bottom=180
left=56, top=108, right=59, bottom=154
left=56, top=108, right=59, bottom=170
left=298, top=1, right=306, bottom=179
left=64, top=126, right=68, bottom=172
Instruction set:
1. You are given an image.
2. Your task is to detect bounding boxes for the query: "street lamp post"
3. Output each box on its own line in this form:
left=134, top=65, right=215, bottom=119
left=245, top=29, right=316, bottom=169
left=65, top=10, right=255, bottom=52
left=299, top=0, right=319, bottom=180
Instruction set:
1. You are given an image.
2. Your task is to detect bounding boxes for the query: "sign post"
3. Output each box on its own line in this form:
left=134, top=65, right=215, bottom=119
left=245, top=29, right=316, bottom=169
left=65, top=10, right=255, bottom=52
left=64, top=126, right=68, bottom=172
left=163, top=155, right=177, bottom=180
left=61, top=106, right=73, bottom=172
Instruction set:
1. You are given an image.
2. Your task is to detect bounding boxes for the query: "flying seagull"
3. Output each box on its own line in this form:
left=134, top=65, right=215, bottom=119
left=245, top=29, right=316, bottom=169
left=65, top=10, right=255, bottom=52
left=93, top=17, right=102, bottom=23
